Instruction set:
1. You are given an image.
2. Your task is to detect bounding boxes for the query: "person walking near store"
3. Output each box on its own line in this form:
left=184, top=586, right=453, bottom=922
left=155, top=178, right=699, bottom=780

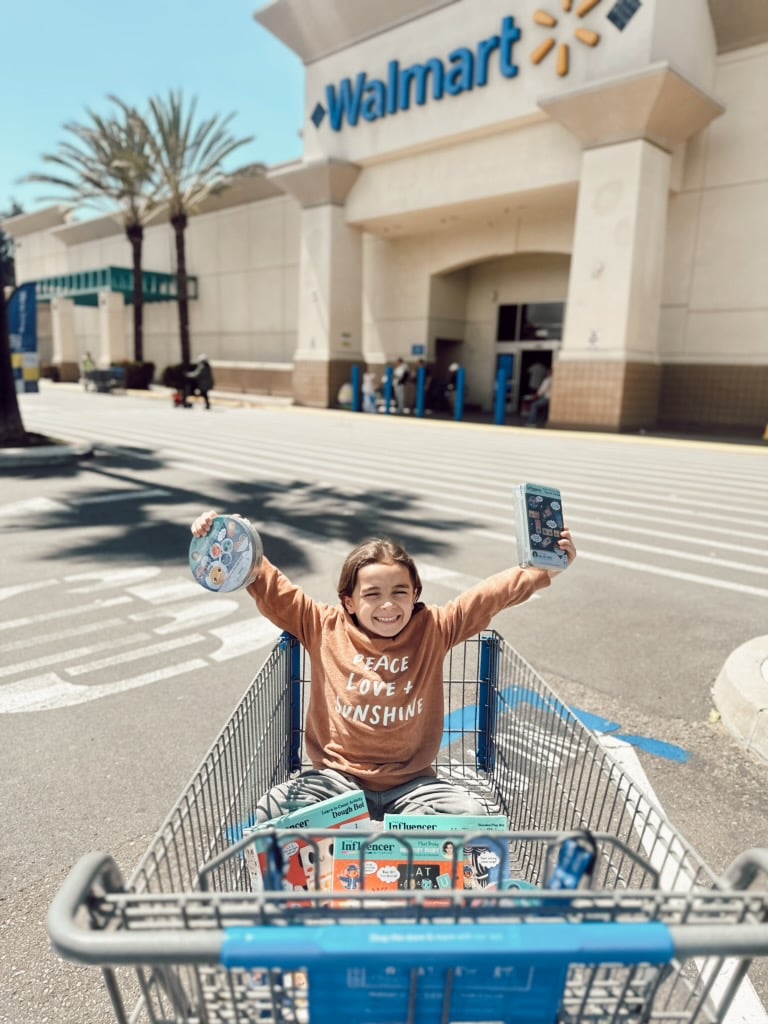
left=526, top=366, right=552, bottom=427
left=526, top=359, right=548, bottom=394
left=189, top=511, right=576, bottom=821
left=362, top=368, right=378, bottom=413
left=444, top=362, right=461, bottom=413
left=80, top=351, right=95, bottom=391
left=392, top=357, right=411, bottom=414
left=183, top=354, right=215, bottom=409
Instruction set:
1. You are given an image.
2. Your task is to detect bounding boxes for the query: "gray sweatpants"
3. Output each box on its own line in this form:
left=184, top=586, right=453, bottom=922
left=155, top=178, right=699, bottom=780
left=255, top=768, right=488, bottom=823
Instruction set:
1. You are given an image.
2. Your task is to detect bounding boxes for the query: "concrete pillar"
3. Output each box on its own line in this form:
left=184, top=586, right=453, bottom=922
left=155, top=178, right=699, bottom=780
left=554, top=139, right=672, bottom=430
left=539, top=66, right=723, bottom=431
left=269, top=160, right=363, bottom=407
left=98, top=291, right=127, bottom=366
left=51, top=297, right=78, bottom=382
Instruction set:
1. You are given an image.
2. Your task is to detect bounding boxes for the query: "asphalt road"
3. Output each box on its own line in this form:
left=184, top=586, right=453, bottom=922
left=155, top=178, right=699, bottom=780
left=2, top=384, right=767, bottom=1023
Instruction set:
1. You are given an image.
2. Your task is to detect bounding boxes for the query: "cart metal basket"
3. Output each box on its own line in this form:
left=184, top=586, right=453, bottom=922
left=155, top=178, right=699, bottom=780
left=48, top=631, right=768, bottom=1023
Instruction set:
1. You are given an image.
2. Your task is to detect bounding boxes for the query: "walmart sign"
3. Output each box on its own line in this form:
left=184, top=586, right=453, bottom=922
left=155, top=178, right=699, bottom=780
left=311, top=15, right=521, bottom=132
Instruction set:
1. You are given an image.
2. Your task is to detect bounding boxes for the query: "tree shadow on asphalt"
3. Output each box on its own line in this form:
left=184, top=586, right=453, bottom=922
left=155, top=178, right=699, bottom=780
left=7, top=445, right=473, bottom=578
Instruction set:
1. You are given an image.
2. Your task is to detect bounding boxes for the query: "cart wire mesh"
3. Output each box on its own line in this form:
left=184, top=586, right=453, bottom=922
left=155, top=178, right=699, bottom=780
left=48, top=632, right=768, bottom=1024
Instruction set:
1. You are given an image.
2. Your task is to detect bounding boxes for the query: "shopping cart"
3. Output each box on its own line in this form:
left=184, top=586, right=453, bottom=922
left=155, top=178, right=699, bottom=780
left=48, top=631, right=768, bottom=1024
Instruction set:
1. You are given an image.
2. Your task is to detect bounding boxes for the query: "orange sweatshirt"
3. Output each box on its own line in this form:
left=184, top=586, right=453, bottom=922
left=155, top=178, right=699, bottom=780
left=247, top=557, right=551, bottom=791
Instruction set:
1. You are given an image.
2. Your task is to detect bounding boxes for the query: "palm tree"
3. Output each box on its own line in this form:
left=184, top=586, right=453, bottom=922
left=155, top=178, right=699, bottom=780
left=123, top=91, right=256, bottom=367
left=23, top=102, right=158, bottom=362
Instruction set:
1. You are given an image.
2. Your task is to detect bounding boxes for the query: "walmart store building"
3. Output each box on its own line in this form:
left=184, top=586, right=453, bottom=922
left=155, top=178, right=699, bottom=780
left=5, top=0, right=768, bottom=433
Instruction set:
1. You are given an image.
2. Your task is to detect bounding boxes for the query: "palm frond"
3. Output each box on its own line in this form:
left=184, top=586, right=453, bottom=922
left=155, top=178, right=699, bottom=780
left=21, top=99, right=160, bottom=222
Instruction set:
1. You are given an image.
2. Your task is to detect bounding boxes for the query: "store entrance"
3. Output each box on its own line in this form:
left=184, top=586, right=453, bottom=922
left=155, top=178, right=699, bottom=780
left=495, top=301, right=564, bottom=416
left=495, top=344, right=559, bottom=418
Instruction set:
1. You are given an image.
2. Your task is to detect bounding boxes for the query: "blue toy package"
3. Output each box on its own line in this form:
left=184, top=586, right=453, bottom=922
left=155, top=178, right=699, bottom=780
left=546, top=836, right=596, bottom=890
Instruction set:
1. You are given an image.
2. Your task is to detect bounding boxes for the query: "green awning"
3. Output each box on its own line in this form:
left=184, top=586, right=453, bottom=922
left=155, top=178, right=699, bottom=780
left=35, top=266, right=198, bottom=306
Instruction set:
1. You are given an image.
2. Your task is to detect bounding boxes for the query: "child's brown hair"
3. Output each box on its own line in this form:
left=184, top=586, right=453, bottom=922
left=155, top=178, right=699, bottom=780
left=337, top=538, right=422, bottom=602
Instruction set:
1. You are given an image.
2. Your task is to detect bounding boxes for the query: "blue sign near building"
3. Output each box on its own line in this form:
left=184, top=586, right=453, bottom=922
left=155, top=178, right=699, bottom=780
left=312, top=16, right=522, bottom=132
left=8, top=282, right=39, bottom=393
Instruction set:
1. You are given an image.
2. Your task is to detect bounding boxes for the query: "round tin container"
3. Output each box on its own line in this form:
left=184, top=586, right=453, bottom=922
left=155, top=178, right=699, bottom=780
left=188, top=515, right=263, bottom=593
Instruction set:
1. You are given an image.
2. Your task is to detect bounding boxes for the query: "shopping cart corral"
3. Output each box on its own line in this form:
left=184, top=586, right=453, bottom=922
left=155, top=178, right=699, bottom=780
left=48, top=632, right=768, bottom=1023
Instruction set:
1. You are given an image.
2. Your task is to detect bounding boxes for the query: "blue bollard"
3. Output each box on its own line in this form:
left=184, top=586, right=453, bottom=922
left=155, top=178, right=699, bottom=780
left=454, top=367, right=465, bottom=421
left=351, top=365, right=361, bottom=413
left=416, top=365, right=426, bottom=418
left=494, top=367, right=508, bottom=425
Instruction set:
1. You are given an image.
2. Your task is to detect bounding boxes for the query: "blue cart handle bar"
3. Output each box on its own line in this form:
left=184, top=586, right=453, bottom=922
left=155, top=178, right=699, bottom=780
left=221, top=921, right=675, bottom=970
left=47, top=852, right=768, bottom=968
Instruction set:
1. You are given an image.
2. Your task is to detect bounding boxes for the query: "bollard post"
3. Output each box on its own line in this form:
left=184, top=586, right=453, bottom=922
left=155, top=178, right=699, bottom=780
left=494, top=367, right=508, bottom=425
left=351, top=365, right=361, bottom=412
left=454, top=367, right=465, bottom=421
left=416, top=365, right=426, bottom=418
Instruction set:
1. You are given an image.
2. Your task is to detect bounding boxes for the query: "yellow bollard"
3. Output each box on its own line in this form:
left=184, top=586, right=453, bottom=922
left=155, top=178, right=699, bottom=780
left=763, top=424, right=768, bottom=441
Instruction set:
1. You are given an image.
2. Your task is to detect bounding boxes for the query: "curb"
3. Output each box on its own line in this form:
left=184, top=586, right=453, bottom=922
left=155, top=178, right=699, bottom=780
left=713, top=635, right=768, bottom=763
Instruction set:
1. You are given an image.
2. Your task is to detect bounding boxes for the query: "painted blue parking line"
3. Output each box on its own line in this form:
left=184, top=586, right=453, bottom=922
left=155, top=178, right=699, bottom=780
left=440, top=686, right=690, bottom=764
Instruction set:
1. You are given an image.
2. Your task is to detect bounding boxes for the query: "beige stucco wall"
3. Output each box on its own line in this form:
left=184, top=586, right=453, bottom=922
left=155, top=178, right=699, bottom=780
left=660, top=41, right=768, bottom=365
left=188, top=196, right=301, bottom=366
left=11, top=194, right=301, bottom=375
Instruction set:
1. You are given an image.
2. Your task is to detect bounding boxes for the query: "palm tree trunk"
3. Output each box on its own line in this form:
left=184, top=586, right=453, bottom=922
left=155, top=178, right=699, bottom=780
left=171, top=212, right=191, bottom=367
left=0, top=284, right=28, bottom=446
left=126, top=221, right=144, bottom=363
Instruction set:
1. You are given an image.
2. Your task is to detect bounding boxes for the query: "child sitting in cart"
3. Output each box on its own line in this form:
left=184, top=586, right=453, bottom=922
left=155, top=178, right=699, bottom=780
left=191, top=511, right=576, bottom=822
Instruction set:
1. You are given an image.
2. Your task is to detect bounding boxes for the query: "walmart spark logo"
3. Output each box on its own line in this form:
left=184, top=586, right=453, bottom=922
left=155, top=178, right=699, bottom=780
left=529, top=0, right=603, bottom=77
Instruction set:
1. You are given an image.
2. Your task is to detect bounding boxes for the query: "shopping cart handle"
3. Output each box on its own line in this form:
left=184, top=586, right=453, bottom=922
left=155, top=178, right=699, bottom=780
left=720, top=848, right=768, bottom=891
left=47, top=852, right=221, bottom=967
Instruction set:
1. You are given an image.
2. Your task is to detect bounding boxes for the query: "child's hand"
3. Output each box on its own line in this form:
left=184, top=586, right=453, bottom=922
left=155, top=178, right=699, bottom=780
left=549, top=527, right=576, bottom=576
left=191, top=510, right=220, bottom=537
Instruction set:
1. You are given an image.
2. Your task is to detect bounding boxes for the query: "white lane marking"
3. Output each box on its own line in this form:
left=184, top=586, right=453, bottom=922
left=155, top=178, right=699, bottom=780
left=578, top=549, right=768, bottom=598
left=419, top=563, right=481, bottom=591
left=129, top=598, right=241, bottom=634
left=0, top=497, right=68, bottom=519
left=66, top=633, right=206, bottom=676
left=0, top=616, right=128, bottom=655
left=0, top=580, right=52, bottom=603
left=436, top=502, right=768, bottom=575
left=560, top=529, right=768, bottom=575
left=208, top=620, right=282, bottom=662
left=64, top=568, right=162, bottom=592
left=75, top=488, right=170, bottom=505
left=0, top=632, right=149, bottom=679
left=472, top=528, right=768, bottom=599
left=0, top=660, right=208, bottom=713
left=601, top=735, right=768, bottom=1023
left=0, top=596, right=133, bottom=632
left=126, top=578, right=205, bottom=604
left=254, top=518, right=490, bottom=595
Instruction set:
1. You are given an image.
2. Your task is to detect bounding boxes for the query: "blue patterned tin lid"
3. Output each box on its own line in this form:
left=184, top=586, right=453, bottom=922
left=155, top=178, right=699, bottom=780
left=189, top=515, right=263, bottom=593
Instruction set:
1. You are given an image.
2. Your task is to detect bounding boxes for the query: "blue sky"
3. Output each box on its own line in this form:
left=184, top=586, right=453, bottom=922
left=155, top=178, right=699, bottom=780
left=0, top=0, right=305, bottom=216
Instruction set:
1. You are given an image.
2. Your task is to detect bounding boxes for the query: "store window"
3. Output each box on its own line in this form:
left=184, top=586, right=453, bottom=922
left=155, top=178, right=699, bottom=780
left=496, top=302, right=564, bottom=342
